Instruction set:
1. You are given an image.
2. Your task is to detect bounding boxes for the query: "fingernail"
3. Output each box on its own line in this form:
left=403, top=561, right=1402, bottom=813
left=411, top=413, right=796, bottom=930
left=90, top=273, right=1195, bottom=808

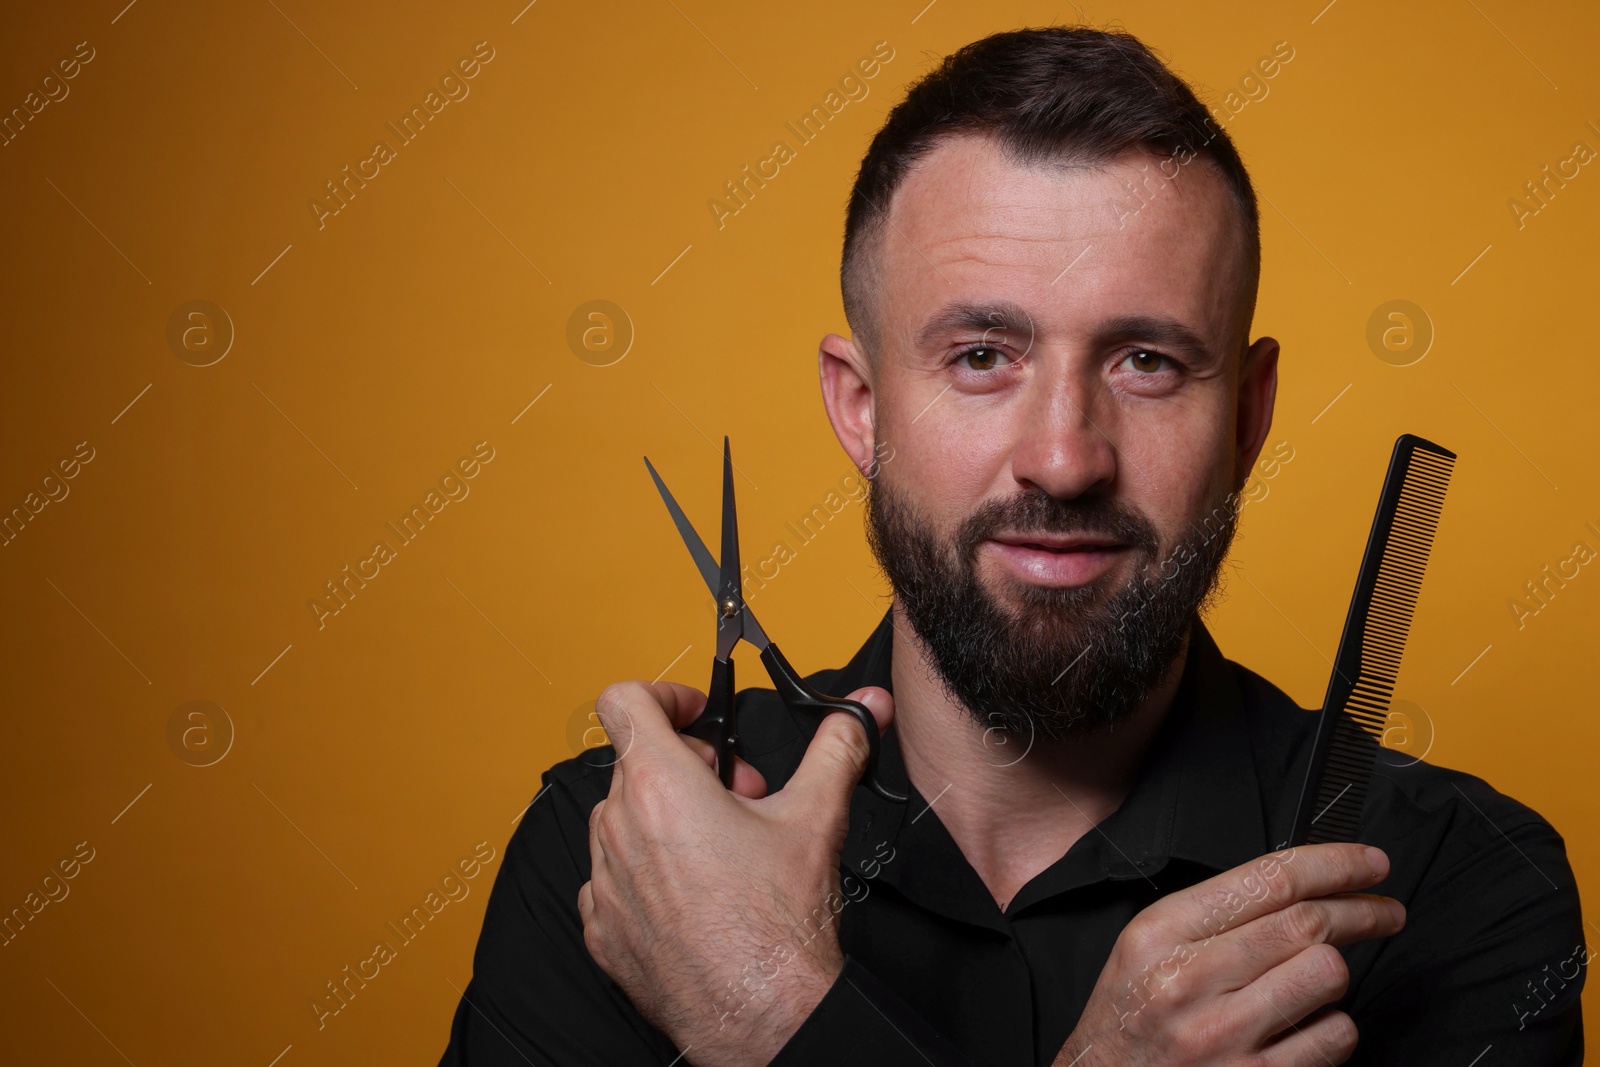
left=855, top=688, right=891, bottom=721
left=1386, top=900, right=1407, bottom=927
left=1363, top=846, right=1388, bottom=878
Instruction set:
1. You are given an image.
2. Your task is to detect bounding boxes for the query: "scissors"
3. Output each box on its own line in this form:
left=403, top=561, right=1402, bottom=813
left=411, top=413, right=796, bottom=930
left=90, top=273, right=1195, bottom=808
left=642, top=437, right=907, bottom=803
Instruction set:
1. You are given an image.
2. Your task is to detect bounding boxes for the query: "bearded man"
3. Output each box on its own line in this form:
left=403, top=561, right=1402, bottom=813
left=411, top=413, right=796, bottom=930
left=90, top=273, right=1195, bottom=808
left=439, top=25, right=1584, bottom=1067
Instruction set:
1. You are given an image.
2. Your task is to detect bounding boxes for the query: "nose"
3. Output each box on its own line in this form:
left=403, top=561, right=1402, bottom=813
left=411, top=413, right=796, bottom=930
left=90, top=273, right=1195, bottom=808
left=1007, top=359, right=1119, bottom=500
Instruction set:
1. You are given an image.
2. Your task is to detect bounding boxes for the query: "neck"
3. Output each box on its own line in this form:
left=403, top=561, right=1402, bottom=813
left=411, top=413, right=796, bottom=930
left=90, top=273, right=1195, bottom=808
left=887, top=606, right=1192, bottom=913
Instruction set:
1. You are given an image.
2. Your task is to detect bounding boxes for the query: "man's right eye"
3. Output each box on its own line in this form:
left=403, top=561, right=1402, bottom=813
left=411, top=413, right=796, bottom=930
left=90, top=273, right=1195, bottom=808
left=952, top=344, right=1015, bottom=371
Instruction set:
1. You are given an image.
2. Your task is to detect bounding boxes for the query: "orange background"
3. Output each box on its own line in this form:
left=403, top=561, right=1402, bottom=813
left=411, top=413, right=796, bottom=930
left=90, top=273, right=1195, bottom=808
left=0, top=0, right=1594, bottom=1062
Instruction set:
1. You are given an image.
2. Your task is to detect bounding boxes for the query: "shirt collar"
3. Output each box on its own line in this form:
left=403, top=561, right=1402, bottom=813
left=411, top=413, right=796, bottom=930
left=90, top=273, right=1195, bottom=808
left=813, top=608, right=1272, bottom=927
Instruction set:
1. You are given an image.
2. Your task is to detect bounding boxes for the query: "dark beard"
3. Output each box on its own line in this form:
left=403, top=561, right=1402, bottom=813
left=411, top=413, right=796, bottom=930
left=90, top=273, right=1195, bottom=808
left=864, top=469, right=1239, bottom=743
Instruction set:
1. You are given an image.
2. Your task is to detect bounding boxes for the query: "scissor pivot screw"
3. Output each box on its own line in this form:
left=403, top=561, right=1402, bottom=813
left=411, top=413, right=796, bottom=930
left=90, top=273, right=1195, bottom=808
left=719, top=597, right=739, bottom=618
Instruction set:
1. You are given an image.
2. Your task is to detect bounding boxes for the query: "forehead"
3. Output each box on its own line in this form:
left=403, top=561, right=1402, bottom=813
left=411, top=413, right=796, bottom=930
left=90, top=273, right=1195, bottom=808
left=876, top=133, right=1249, bottom=353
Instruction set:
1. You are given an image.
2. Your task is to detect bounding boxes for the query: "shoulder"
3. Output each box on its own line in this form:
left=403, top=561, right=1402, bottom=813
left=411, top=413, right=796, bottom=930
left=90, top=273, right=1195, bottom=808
left=1364, top=752, right=1578, bottom=944
left=1222, top=652, right=1585, bottom=1056
left=1221, top=655, right=1583, bottom=1017
left=1221, top=654, right=1573, bottom=866
left=542, top=748, right=618, bottom=810
left=489, top=751, right=616, bottom=905
left=1220, top=650, right=1579, bottom=961
left=1350, top=751, right=1582, bottom=1052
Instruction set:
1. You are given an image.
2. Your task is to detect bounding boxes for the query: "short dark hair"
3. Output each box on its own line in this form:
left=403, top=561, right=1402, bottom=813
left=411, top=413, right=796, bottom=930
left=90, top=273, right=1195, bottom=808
left=841, top=25, right=1261, bottom=361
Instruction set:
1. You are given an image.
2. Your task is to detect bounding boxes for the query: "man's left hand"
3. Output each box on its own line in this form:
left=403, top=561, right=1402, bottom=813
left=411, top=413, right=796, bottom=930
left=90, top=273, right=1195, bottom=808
left=577, top=679, right=892, bottom=1067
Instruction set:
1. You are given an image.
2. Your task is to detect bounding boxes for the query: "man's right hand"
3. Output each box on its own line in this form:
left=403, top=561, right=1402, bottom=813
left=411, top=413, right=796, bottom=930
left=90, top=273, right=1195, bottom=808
left=1055, top=843, right=1405, bottom=1066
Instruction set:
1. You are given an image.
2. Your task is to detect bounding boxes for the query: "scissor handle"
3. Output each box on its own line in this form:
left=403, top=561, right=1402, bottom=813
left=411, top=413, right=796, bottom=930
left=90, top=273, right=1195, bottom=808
left=682, top=655, right=738, bottom=788
left=759, top=643, right=908, bottom=804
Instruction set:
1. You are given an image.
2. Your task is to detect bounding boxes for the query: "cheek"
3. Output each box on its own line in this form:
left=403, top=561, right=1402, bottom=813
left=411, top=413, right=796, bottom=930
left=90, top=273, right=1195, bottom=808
left=1175, top=436, right=1236, bottom=517
left=1121, top=409, right=1236, bottom=540
left=883, top=398, right=1006, bottom=522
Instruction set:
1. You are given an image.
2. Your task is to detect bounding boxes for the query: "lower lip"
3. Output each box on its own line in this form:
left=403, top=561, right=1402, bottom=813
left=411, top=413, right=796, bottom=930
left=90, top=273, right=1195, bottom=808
left=983, top=540, right=1126, bottom=588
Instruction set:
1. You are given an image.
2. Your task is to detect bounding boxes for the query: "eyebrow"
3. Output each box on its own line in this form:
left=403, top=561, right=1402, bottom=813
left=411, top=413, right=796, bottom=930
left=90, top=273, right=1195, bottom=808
left=1094, top=314, right=1217, bottom=363
left=912, top=303, right=1217, bottom=363
left=912, top=301, right=1036, bottom=350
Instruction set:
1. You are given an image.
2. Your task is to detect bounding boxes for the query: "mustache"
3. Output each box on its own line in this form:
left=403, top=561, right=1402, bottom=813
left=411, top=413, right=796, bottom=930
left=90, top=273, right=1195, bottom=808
left=953, top=489, right=1161, bottom=562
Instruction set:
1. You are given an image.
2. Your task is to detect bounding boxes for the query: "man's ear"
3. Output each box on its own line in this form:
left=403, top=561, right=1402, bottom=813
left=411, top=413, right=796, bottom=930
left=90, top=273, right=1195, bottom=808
left=1235, top=334, right=1280, bottom=478
left=818, top=332, right=878, bottom=475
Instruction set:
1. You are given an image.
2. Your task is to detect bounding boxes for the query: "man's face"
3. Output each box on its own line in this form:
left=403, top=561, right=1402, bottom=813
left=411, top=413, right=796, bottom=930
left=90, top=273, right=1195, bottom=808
left=826, top=134, right=1278, bottom=740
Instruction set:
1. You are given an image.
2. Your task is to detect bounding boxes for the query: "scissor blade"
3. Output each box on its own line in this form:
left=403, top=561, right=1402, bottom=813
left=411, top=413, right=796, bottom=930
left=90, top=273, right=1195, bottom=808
left=642, top=451, right=772, bottom=652
left=715, top=438, right=743, bottom=659
left=713, top=435, right=742, bottom=655
left=643, top=455, right=721, bottom=599
left=719, top=438, right=741, bottom=602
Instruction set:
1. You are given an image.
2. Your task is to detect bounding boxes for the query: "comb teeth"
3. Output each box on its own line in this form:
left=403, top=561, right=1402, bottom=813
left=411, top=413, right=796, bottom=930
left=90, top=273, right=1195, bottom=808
left=1304, top=713, right=1381, bottom=842
left=1294, top=436, right=1455, bottom=846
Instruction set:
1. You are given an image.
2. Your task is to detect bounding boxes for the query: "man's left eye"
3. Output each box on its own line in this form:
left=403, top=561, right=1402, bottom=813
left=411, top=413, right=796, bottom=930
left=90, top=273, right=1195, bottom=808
left=1121, top=350, right=1172, bottom=373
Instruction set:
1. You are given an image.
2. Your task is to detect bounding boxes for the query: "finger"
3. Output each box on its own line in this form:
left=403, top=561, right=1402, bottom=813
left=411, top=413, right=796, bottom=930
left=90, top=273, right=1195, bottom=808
left=651, top=681, right=709, bottom=730
left=577, top=880, right=594, bottom=926
left=779, top=706, right=874, bottom=815
left=592, top=681, right=706, bottom=779
left=582, top=683, right=708, bottom=789
left=728, top=756, right=769, bottom=799
left=1165, top=843, right=1389, bottom=938
left=845, top=686, right=895, bottom=735
left=678, top=729, right=768, bottom=798
left=1234, top=942, right=1351, bottom=1048
left=587, top=798, right=607, bottom=874
left=1213, top=893, right=1404, bottom=988
left=1259, top=1009, right=1359, bottom=1067
left=681, top=732, right=716, bottom=769
left=657, top=679, right=766, bottom=796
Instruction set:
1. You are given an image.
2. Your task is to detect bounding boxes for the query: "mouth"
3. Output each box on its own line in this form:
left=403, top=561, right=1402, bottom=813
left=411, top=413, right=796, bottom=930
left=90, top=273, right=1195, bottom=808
left=988, top=534, right=1126, bottom=552
left=983, top=534, right=1128, bottom=588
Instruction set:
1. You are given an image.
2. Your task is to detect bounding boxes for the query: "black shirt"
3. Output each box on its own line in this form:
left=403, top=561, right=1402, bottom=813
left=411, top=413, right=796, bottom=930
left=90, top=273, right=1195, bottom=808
left=438, top=610, right=1586, bottom=1066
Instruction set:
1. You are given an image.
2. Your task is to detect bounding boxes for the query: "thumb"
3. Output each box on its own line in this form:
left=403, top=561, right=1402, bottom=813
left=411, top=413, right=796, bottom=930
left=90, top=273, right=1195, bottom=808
left=783, top=687, right=892, bottom=812
left=848, top=686, right=894, bottom=736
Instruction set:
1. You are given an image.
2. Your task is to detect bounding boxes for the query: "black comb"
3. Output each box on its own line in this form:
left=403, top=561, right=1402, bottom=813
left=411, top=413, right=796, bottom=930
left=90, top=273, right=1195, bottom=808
left=1287, top=433, right=1456, bottom=846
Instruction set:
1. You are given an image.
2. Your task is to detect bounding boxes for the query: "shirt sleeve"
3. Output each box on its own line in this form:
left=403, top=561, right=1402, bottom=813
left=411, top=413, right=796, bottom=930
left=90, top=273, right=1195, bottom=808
left=768, top=955, right=980, bottom=1066
left=436, top=761, right=981, bottom=1067
left=435, top=764, right=685, bottom=1067
left=1344, top=793, right=1586, bottom=1066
